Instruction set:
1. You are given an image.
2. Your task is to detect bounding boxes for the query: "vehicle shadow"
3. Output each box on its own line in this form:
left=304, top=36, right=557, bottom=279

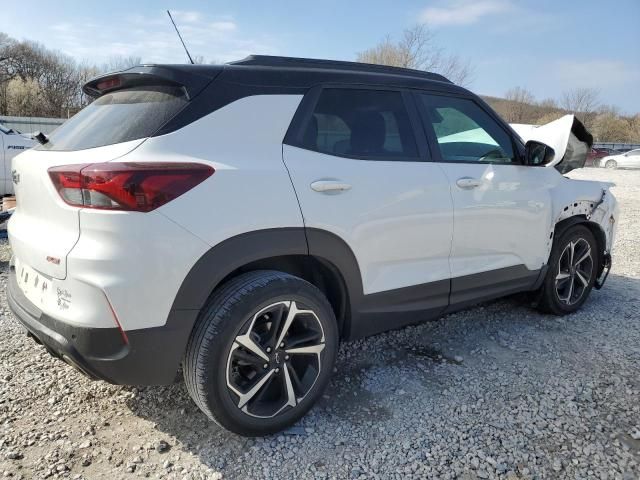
left=122, top=272, right=640, bottom=473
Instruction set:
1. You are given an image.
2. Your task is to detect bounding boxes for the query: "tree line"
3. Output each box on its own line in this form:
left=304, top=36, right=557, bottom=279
left=486, top=87, right=640, bottom=143
left=0, top=32, right=140, bottom=118
left=357, top=25, right=639, bottom=143
left=2, top=28, right=638, bottom=142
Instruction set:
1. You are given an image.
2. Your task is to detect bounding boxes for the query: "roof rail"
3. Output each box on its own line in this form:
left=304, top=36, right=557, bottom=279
left=228, top=55, right=452, bottom=83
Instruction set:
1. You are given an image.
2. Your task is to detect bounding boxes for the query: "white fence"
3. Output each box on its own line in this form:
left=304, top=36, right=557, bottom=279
left=0, top=116, right=65, bottom=134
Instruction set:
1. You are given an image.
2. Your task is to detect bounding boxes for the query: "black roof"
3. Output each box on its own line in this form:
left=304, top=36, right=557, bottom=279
left=84, top=54, right=461, bottom=98
left=217, top=54, right=464, bottom=96
left=83, top=55, right=470, bottom=137
left=228, top=55, right=452, bottom=84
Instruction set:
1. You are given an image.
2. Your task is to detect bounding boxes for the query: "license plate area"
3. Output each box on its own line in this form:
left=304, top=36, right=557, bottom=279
left=15, top=258, right=62, bottom=311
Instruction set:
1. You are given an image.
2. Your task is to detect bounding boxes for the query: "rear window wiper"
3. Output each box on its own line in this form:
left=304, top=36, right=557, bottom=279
left=34, top=132, right=49, bottom=145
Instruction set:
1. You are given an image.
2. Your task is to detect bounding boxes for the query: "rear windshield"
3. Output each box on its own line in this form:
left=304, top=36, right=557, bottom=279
left=40, top=86, right=188, bottom=151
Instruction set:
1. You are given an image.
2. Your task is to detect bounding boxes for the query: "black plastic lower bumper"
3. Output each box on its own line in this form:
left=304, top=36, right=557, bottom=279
left=7, top=268, right=195, bottom=385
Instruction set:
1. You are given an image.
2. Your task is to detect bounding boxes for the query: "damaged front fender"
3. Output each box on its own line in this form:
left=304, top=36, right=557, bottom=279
left=548, top=182, right=618, bottom=283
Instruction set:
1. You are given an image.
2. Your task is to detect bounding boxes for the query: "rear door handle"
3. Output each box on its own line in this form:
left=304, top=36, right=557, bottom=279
left=456, top=177, right=483, bottom=189
left=310, top=180, right=352, bottom=193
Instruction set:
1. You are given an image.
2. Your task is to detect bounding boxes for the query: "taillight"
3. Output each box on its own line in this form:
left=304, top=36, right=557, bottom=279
left=48, top=162, right=214, bottom=212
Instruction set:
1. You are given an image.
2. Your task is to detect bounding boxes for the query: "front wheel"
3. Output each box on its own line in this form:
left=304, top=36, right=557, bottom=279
left=605, top=159, right=617, bottom=169
left=537, top=225, right=598, bottom=315
left=183, top=270, right=338, bottom=436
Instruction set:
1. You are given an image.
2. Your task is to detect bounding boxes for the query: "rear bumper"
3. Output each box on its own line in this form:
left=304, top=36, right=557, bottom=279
left=7, top=267, right=195, bottom=385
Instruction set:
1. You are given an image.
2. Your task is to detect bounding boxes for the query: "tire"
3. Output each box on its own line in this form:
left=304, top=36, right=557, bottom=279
left=605, top=159, right=617, bottom=169
left=183, top=270, right=338, bottom=436
left=537, top=225, right=598, bottom=315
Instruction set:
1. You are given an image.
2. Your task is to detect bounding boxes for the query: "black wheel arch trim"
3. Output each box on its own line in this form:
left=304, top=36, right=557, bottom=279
left=171, top=228, right=309, bottom=311
left=168, top=227, right=364, bottom=339
left=169, top=227, right=451, bottom=342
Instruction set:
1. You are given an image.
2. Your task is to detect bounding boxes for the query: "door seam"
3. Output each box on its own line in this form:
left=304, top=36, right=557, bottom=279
left=281, top=144, right=310, bottom=254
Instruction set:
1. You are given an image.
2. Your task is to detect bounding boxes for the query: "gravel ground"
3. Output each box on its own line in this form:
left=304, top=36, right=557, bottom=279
left=1, top=167, right=639, bottom=480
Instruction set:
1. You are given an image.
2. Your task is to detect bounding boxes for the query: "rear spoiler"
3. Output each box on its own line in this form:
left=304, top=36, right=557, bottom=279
left=83, top=64, right=223, bottom=100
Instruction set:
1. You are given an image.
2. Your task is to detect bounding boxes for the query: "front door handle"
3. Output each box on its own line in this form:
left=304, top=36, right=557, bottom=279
left=456, top=177, right=483, bottom=189
left=310, top=180, right=352, bottom=193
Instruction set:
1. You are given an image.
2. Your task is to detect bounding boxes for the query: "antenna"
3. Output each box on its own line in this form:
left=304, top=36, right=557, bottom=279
left=167, top=10, right=195, bottom=64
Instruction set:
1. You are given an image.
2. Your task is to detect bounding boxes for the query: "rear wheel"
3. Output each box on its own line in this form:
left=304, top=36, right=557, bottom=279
left=183, top=270, right=338, bottom=436
left=537, top=225, right=598, bottom=315
left=605, top=159, right=617, bottom=169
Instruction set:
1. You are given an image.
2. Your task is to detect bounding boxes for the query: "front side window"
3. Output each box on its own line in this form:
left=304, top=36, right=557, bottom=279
left=420, top=94, right=516, bottom=164
left=300, top=89, right=419, bottom=160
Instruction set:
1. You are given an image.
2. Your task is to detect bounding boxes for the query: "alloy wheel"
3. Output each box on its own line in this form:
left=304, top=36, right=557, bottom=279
left=555, top=238, right=593, bottom=306
left=225, top=301, right=326, bottom=418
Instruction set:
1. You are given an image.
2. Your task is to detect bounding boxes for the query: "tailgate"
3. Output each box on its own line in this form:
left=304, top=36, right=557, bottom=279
left=8, top=140, right=142, bottom=279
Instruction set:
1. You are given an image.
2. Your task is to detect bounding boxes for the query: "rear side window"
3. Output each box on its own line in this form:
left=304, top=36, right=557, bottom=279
left=40, top=86, right=188, bottom=151
left=419, top=94, right=515, bottom=164
left=300, top=89, right=418, bottom=160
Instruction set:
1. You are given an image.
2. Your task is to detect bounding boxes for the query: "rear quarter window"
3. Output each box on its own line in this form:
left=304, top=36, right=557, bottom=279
left=40, top=86, right=188, bottom=151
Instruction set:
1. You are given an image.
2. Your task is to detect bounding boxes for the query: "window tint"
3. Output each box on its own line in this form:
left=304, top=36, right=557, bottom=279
left=419, top=95, right=515, bottom=164
left=628, top=149, right=640, bottom=156
left=40, top=86, right=188, bottom=151
left=301, top=89, right=418, bottom=159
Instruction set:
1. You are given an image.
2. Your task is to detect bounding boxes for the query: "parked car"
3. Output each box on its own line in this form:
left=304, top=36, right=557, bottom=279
left=0, top=123, right=35, bottom=196
left=587, top=147, right=612, bottom=167
left=600, top=148, right=640, bottom=169
left=7, top=56, right=618, bottom=436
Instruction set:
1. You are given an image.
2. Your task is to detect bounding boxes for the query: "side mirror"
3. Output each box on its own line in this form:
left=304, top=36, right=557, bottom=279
left=524, top=140, right=555, bottom=166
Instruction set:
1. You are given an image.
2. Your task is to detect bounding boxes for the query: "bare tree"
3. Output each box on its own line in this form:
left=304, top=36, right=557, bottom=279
left=0, top=35, right=86, bottom=117
left=100, top=55, right=142, bottom=74
left=0, top=32, right=14, bottom=114
left=357, top=25, right=473, bottom=86
left=502, top=87, right=535, bottom=123
left=593, top=112, right=631, bottom=142
left=1, top=40, right=49, bottom=83
left=561, top=87, right=600, bottom=129
left=76, top=61, right=100, bottom=111
left=40, top=51, right=84, bottom=117
left=597, top=104, right=620, bottom=116
left=538, top=98, right=558, bottom=109
left=505, top=87, right=535, bottom=105
left=0, top=31, right=12, bottom=66
left=535, top=111, right=564, bottom=125
left=628, top=115, right=640, bottom=142
left=0, top=32, right=10, bottom=48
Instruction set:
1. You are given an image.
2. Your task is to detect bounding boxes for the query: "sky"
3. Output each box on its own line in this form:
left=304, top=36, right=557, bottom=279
left=1, top=0, right=639, bottom=113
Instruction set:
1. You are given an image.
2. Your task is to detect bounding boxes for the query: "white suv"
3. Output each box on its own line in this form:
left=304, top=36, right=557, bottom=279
left=7, top=56, right=618, bottom=436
